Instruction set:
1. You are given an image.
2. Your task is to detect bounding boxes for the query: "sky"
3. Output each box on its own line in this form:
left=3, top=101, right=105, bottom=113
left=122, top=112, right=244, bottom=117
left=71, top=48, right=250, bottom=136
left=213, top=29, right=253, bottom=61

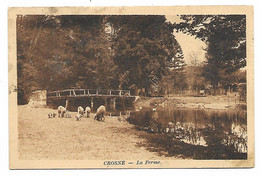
left=166, top=15, right=207, bottom=65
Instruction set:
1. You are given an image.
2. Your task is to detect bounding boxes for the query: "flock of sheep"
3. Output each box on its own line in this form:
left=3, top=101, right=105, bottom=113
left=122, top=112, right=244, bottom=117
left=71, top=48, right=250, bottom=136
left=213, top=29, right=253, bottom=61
left=48, top=105, right=106, bottom=122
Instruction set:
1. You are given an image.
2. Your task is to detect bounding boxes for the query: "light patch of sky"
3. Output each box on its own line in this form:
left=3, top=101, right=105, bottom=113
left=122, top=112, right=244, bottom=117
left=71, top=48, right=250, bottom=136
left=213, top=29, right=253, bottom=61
left=166, top=15, right=207, bottom=65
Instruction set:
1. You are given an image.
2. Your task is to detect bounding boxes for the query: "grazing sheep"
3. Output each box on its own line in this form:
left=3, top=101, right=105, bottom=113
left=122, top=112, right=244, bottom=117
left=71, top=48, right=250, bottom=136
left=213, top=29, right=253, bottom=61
left=85, top=106, right=91, bottom=118
left=77, top=106, right=84, bottom=116
left=65, top=111, right=72, bottom=118
left=48, top=112, right=56, bottom=118
left=94, top=105, right=106, bottom=121
left=58, top=106, right=67, bottom=118
left=75, top=113, right=83, bottom=121
left=57, top=100, right=68, bottom=118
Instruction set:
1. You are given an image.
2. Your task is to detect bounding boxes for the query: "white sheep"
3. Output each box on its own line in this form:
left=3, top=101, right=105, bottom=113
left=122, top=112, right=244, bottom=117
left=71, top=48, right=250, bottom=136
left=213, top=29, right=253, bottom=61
left=48, top=112, right=56, bottom=118
left=75, top=113, right=83, bottom=121
left=77, top=106, right=84, bottom=116
left=58, top=106, right=67, bottom=118
left=85, top=106, right=91, bottom=118
left=65, top=111, right=72, bottom=118
left=57, top=100, right=68, bottom=118
left=94, top=105, right=106, bottom=121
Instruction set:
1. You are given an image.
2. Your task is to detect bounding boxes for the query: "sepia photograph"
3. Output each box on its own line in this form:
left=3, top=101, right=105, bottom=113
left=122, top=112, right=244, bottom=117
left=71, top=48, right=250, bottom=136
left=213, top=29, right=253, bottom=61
left=8, top=6, right=254, bottom=169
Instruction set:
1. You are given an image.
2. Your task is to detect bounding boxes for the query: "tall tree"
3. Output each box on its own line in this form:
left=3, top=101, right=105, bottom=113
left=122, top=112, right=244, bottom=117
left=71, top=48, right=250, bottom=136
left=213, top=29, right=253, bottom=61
left=108, top=15, right=186, bottom=95
left=159, top=35, right=187, bottom=95
left=184, top=53, right=206, bottom=94
left=17, top=15, right=187, bottom=103
left=174, top=15, right=246, bottom=92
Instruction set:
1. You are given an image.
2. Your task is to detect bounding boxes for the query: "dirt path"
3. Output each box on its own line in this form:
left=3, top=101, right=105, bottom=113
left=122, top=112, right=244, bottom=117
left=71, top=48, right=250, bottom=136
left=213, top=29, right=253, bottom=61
left=18, top=105, right=174, bottom=160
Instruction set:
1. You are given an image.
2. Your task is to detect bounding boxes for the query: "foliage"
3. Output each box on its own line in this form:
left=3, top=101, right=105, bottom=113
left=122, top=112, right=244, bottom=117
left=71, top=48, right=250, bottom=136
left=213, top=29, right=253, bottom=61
left=108, top=15, right=185, bottom=95
left=17, top=15, right=186, bottom=103
left=174, top=15, right=246, bottom=91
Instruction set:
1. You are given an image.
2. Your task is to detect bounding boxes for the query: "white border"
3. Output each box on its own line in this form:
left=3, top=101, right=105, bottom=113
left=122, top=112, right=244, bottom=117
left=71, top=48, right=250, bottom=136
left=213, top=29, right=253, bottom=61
left=1, top=0, right=260, bottom=175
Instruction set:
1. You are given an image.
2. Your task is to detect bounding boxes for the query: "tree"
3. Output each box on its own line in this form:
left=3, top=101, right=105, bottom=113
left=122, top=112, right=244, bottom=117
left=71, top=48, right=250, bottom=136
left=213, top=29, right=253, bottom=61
left=171, top=38, right=187, bottom=94
left=174, top=15, right=246, bottom=93
left=17, top=15, right=118, bottom=103
left=108, top=15, right=186, bottom=95
left=17, top=15, right=77, bottom=93
left=17, top=15, right=187, bottom=103
left=185, top=53, right=206, bottom=94
left=17, top=15, right=51, bottom=103
left=159, top=37, right=187, bottom=95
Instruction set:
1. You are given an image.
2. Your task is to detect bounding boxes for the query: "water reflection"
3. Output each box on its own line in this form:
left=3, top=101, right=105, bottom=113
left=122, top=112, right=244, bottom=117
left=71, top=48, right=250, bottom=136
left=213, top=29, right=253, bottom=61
left=127, top=108, right=247, bottom=159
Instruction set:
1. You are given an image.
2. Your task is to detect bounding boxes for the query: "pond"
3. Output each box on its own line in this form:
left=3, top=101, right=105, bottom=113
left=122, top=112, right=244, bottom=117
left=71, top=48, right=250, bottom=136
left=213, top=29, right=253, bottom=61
left=126, top=108, right=247, bottom=159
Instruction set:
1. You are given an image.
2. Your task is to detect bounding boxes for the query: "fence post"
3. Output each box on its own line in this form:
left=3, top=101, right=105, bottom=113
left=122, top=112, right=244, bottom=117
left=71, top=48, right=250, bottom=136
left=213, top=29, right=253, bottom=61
left=104, top=97, right=108, bottom=108
left=111, top=98, right=116, bottom=111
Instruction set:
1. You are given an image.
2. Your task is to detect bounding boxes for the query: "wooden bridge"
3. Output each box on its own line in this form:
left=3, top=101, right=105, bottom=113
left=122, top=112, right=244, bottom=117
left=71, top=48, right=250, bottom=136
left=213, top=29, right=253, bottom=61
left=47, top=89, right=133, bottom=98
left=46, top=89, right=136, bottom=111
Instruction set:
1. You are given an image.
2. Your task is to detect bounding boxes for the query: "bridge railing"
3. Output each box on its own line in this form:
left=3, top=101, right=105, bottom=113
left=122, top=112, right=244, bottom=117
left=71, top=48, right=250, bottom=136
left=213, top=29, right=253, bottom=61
left=47, top=89, right=131, bottom=98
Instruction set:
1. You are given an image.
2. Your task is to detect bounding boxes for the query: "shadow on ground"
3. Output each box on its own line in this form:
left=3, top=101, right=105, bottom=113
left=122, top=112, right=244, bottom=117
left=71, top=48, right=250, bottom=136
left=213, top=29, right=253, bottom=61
left=109, top=125, right=247, bottom=160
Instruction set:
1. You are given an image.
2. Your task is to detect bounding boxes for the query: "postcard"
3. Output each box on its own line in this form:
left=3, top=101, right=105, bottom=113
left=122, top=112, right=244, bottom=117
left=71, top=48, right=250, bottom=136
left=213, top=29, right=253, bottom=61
left=9, top=6, right=254, bottom=169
